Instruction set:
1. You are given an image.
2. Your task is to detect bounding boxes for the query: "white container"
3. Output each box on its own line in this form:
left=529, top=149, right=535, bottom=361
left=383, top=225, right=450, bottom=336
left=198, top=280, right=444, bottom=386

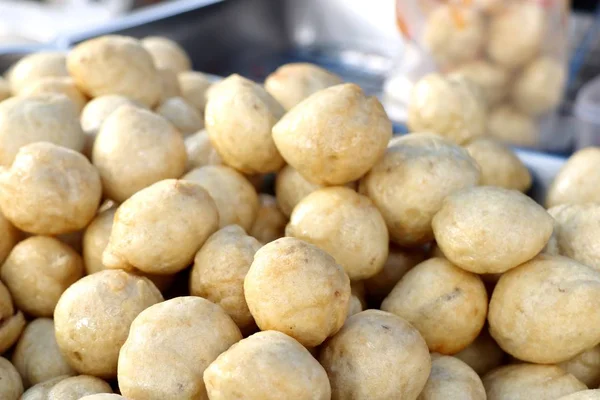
left=574, top=76, right=600, bottom=150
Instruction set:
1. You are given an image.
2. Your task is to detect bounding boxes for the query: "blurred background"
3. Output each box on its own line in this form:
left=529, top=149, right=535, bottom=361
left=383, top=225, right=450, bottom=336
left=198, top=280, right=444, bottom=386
left=0, top=0, right=599, bottom=154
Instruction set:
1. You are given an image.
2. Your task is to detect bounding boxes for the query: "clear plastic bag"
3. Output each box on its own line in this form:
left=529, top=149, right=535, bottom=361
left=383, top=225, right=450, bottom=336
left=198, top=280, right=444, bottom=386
left=384, top=0, right=570, bottom=151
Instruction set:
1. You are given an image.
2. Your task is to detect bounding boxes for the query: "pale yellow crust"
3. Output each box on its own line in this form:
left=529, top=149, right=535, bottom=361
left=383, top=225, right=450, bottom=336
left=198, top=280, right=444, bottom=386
left=559, top=345, right=600, bottom=388
left=178, top=71, right=212, bottom=113
left=547, top=147, right=600, bottom=207
left=47, top=375, right=112, bottom=400
left=184, top=129, right=222, bottom=172
left=141, top=36, right=191, bottom=74
left=7, top=52, right=68, bottom=94
left=0, top=357, right=23, bottom=400
left=454, top=328, right=505, bottom=376
left=249, top=194, right=286, bottom=244
left=156, top=96, right=203, bottom=136
left=418, top=354, right=486, bottom=400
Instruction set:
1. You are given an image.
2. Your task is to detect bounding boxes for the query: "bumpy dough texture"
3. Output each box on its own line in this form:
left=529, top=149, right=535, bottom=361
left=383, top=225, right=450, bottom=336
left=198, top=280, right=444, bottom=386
left=364, top=245, right=425, bottom=302
left=20, top=375, right=69, bottom=400
left=487, top=2, right=546, bottom=69
left=264, top=62, right=343, bottom=110
left=118, top=296, right=242, bottom=400
left=250, top=194, right=286, bottom=244
left=183, top=165, right=259, bottom=231
left=549, top=203, right=600, bottom=271
left=449, top=60, right=510, bottom=107
left=417, top=354, right=486, bottom=400
left=559, top=345, right=600, bottom=388
left=454, top=328, right=505, bottom=376
left=82, top=207, right=116, bottom=275
left=0, top=211, right=19, bottom=265
left=0, top=94, right=85, bottom=166
left=244, top=237, right=350, bottom=347
left=47, top=375, right=112, bottom=400
left=488, top=255, right=600, bottom=364
left=184, top=129, right=222, bottom=172
left=156, top=96, right=203, bottom=136
left=407, top=74, right=487, bottom=145
left=92, top=105, right=186, bottom=203
left=465, top=137, right=532, bottom=192
left=0, top=356, right=23, bottom=400
left=273, top=83, right=391, bottom=185
left=558, top=390, right=600, bottom=400
left=141, top=36, right=191, bottom=74
left=275, top=165, right=325, bottom=218
left=361, top=133, right=480, bottom=246
left=190, top=225, right=261, bottom=329
left=320, top=310, right=431, bottom=400
left=0, top=142, right=101, bottom=235
left=204, top=330, right=330, bottom=400
left=20, top=77, right=87, bottom=114
left=483, top=364, right=586, bottom=400
left=286, top=187, right=389, bottom=280
left=103, top=179, right=219, bottom=275
left=1, top=236, right=83, bottom=317
left=206, top=74, right=284, bottom=174
left=54, top=269, right=163, bottom=378
left=513, top=57, right=566, bottom=116
left=12, top=318, right=75, bottom=387
left=7, top=52, right=68, bottom=94
left=547, top=147, right=600, bottom=207
left=488, top=104, right=538, bottom=147
left=67, top=35, right=161, bottom=107
left=423, top=6, right=485, bottom=68
left=382, top=258, right=487, bottom=354
left=433, top=186, right=553, bottom=274
left=178, top=71, right=212, bottom=113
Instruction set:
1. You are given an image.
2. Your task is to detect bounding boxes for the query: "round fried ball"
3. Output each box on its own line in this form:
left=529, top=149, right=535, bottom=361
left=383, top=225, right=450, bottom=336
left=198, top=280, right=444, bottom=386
left=513, top=57, right=566, bottom=116
left=7, top=52, right=68, bottom=94
left=423, top=6, right=485, bottom=68
left=432, top=186, right=553, bottom=274
left=488, top=254, right=600, bottom=364
left=183, top=165, right=259, bottom=231
left=190, top=225, right=261, bottom=329
left=275, top=164, right=325, bottom=218
left=12, top=318, right=75, bottom=387
left=206, top=74, right=284, bottom=174
left=156, top=96, right=203, bottom=136
left=93, top=105, right=186, bottom=202
left=0, top=77, right=10, bottom=101
left=361, top=133, right=480, bottom=246
left=483, top=364, right=586, bottom=400
left=0, top=211, right=19, bottom=265
left=382, top=258, right=487, bottom=354
left=80, top=95, right=142, bottom=155
left=273, top=83, right=391, bottom=185
left=488, top=103, right=538, bottom=147
left=118, top=296, right=242, bottom=400
left=0, top=357, right=23, bottom=400
left=20, top=77, right=87, bottom=113
left=549, top=203, right=600, bottom=271
left=320, top=310, right=431, bottom=400
left=204, top=330, right=329, bottom=400
left=407, top=74, right=487, bottom=144
left=559, top=345, right=600, bottom=388
left=487, top=2, right=546, bottom=69
left=54, top=269, right=163, bottom=378
left=346, top=294, right=363, bottom=318
left=449, top=60, right=510, bottom=107
left=286, top=187, right=389, bottom=280
left=178, top=71, right=212, bottom=113
left=157, top=68, right=181, bottom=102
left=0, top=142, right=101, bottom=235
left=47, top=375, right=112, bottom=400
left=0, top=280, right=25, bottom=354
left=547, top=147, right=600, bottom=207
left=20, top=375, right=69, bottom=400
left=250, top=194, right=286, bottom=244
left=264, top=62, right=343, bottom=110
left=364, top=245, right=425, bottom=302
left=244, top=237, right=350, bottom=347
left=418, top=354, right=486, bottom=400
left=464, top=137, right=532, bottom=192
left=1, top=236, right=83, bottom=317
left=184, top=129, right=222, bottom=172
left=103, top=179, right=219, bottom=275
left=141, top=36, right=191, bottom=74
left=454, top=328, right=505, bottom=376
left=67, top=35, right=161, bottom=107
left=0, top=94, right=85, bottom=166
left=558, top=390, right=600, bottom=400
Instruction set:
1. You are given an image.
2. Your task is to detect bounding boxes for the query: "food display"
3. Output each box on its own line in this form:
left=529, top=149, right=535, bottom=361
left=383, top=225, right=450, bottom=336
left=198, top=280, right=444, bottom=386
left=0, top=31, right=596, bottom=400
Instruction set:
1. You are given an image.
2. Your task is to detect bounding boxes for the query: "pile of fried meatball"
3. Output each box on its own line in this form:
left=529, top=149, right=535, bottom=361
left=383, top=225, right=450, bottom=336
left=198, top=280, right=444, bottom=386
left=0, top=34, right=599, bottom=400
